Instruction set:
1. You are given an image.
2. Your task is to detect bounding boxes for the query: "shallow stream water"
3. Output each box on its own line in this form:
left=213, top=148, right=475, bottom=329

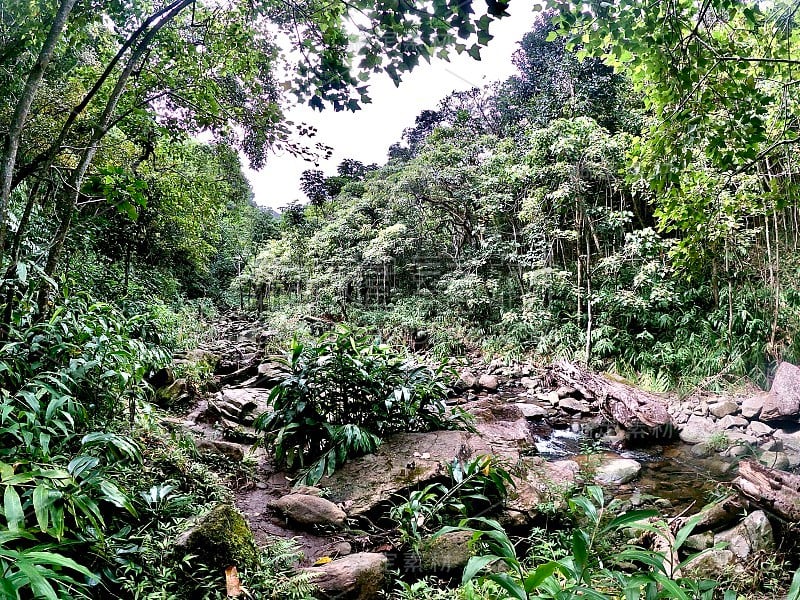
left=532, top=423, right=728, bottom=513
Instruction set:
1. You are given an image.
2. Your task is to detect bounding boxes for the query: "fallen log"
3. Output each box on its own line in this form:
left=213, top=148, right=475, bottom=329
left=734, top=459, right=800, bottom=521
left=550, top=361, right=672, bottom=437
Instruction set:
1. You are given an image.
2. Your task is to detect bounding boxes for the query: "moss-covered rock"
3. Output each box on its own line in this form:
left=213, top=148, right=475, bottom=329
left=173, top=504, right=257, bottom=569
left=419, top=530, right=473, bottom=573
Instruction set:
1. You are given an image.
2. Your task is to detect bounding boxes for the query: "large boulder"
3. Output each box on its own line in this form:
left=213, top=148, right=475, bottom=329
left=272, top=494, right=347, bottom=529
left=173, top=504, right=256, bottom=569
left=323, top=400, right=533, bottom=516
left=761, top=362, right=800, bottom=421
left=155, top=378, right=192, bottom=408
left=306, top=552, right=388, bottom=599
left=210, top=388, right=271, bottom=425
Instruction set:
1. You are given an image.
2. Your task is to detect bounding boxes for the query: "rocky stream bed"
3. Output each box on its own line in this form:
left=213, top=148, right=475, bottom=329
left=157, top=316, right=800, bottom=598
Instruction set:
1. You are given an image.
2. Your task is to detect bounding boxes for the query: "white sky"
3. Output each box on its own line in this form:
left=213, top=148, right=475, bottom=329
left=246, top=4, right=538, bottom=210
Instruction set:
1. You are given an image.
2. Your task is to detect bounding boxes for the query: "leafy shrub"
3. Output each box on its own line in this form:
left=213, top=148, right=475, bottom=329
left=441, top=486, right=738, bottom=600
left=0, top=290, right=170, bottom=597
left=390, top=455, right=514, bottom=552
left=254, top=326, right=458, bottom=484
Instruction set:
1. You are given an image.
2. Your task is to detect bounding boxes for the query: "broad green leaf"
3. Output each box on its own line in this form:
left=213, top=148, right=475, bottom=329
left=4, top=486, right=23, bottom=531
left=602, top=509, right=658, bottom=533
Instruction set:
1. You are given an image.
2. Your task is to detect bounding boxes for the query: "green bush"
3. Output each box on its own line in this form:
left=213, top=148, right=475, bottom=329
left=254, top=325, right=460, bottom=485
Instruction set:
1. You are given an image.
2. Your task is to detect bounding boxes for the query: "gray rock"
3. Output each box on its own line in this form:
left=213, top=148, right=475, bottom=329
left=273, top=494, right=346, bottom=528
left=761, top=362, right=800, bottom=421
left=306, top=552, right=388, bottom=600
left=714, top=510, right=773, bottom=560
left=456, top=371, right=477, bottom=391
left=747, top=421, right=774, bottom=436
left=478, top=374, right=499, bottom=392
left=690, top=443, right=712, bottom=458
left=758, top=451, right=790, bottom=471
left=323, top=400, right=534, bottom=516
left=594, top=458, right=641, bottom=485
left=195, top=438, right=246, bottom=461
left=556, top=386, right=578, bottom=399
left=725, top=445, right=749, bottom=458
left=684, top=549, right=736, bottom=578
left=420, top=531, right=473, bottom=573
left=760, top=438, right=782, bottom=452
left=515, top=403, right=548, bottom=419
left=559, top=397, right=591, bottom=414
left=684, top=532, right=714, bottom=551
left=774, top=428, right=800, bottom=452
left=725, top=431, right=758, bottom=445
left=679, top=415, right=719, bottom=444
left=718, top=415, right=748, bottom=429
left=741, top=394, right=765, bottom=420
left=709, top=401, right=739, bottom=419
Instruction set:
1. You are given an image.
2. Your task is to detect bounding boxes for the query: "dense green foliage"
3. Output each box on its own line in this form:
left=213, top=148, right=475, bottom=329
left=8, top=0, right=800, bottom=596
left=255, top=326, right=458, bottom=485
left=242, top=6, right=800, bottom=391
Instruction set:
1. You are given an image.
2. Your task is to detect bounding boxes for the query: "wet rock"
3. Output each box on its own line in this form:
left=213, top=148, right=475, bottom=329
left=478, top=374, right=499, bottom=392
left=761, top=362, right=800, bottom=421
left=272, top=494, right=346, bottom=529
left=714, top=510, right=773, bottom=560
left=758, top=451, right=790, bottom=471
left=559, top=397, right=591, bottom=414
left=420, top=531, right=473, bottom=573
left=690, top=443, right=712, bottom=458
left=741, top=394, right=765, bottom=420
left=684, top=549, right=736, bottom=578
left=174, top=504, right=256, bottom=568
left=594, top=458, right=641, bottom=485
left=306, top=552, right=388, bottom=600
left=520, top=377, right=539, bottom=389
left=678, top=415, right=719, bottom=444
left=703, top=458, right=735, bottom=477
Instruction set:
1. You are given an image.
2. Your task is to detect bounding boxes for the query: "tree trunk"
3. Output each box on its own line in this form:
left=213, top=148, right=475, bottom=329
left=36, top=3, right=187, bottom=314
left=549, top=361, right=672, bottom=437
left=735, top=459, right=800, bottom=521
left=0, top=0, right=77, bottom=263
